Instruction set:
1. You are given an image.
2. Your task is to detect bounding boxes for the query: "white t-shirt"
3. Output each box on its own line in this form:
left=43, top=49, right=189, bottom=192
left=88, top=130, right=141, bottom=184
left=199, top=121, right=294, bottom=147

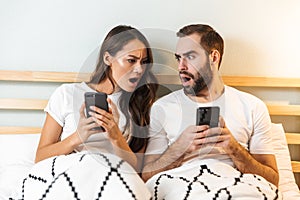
left=45, top=82, right=127, bottom=153
left=145, top=85, right=274, bottom=167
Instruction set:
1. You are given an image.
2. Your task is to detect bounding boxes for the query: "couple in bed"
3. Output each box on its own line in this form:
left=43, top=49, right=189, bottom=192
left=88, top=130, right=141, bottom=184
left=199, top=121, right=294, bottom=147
left=21, top=24, right=280, bottom=199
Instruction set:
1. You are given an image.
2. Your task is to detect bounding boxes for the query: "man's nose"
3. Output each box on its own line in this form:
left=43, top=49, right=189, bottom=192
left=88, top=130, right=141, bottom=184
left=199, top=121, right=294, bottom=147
left=178, top=57, right=188, bottom=71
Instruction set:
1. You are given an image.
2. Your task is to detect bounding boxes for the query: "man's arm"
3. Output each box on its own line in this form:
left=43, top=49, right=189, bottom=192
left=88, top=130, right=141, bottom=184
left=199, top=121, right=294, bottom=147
left=142, top=125, right=208, bottom=182
left=203, top=120, right=279, bottom=186
left=182, top=114, right=279, bottom=186
left=142, top=143, right=184, bottom=182
left=225, top=138, right=279, bottom=186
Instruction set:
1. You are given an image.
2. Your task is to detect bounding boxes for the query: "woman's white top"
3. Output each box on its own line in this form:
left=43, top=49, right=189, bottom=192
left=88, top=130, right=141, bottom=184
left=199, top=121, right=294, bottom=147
left=45, top=82, right=128, bottom=153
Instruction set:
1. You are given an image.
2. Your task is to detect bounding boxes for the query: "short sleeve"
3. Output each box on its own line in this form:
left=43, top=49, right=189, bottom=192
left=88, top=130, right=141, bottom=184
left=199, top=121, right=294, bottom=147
left=248, top=100, right=274, bottom=154
left=145, top=103, right=169, bottom=155
left=44, top=85, right=67, bottom=127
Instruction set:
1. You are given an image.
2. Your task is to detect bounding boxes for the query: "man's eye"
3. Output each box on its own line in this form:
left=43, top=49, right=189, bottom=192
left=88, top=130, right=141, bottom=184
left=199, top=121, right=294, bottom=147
left=128, top=59, right=136, bottom=63
left=175, top=56, right=180, bottom=62
left=187, top=55, right=195, bottom=60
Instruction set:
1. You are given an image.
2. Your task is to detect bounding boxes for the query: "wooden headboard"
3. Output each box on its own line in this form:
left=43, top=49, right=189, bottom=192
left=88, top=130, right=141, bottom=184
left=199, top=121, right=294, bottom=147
left=1, top=70, right=300, bottom=175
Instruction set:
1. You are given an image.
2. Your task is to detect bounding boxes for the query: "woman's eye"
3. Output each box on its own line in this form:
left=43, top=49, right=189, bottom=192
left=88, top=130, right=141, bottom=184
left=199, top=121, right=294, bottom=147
left=141, top=60, right=148, bottom=65
left=128, top=59, right=136, bottom=63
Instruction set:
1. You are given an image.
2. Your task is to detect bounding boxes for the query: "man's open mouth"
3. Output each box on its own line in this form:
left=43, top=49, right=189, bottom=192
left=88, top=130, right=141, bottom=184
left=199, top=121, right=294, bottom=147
left=182, top=77, right=191, bottom=82
left=179, top=71, right=194, bottom=83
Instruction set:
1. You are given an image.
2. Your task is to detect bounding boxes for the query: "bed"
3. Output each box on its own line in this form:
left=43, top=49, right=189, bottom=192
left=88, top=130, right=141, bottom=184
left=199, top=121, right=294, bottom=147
left=0, top=70, right=299, bottom=199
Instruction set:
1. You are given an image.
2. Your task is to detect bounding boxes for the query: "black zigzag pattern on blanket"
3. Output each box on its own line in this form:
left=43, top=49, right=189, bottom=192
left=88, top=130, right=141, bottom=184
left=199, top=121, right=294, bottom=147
left=39, top=172, right=80, bottom=200
left=22, top=153, right=138, bottom=200
left=212, top=187, right=231, bottom=200
left=184, top=164, right=221, bottom=199
left=28, top=174, right=47, bottom=183
left=154, top=165, right=222, bottom=200
left=250, top=174, right=279, bottom=200
left=21, top=177, right=27, bottom=200
left=153, top=164, right=279, bottom=200
left=91, top=153, right=137, bottom=200
left=51, top=157, right=57, bottom=177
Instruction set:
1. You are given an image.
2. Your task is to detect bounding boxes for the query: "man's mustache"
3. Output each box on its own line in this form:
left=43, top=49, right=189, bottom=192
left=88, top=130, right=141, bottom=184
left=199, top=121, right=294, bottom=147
left=179, top=71, right=194, bottom=79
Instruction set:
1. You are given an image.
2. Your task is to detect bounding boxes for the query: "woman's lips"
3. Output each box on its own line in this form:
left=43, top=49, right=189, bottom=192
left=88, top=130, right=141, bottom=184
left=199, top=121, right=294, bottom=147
left=128, top=77, right=140, bottom=88
left=129, top=77, right=138, bottom=83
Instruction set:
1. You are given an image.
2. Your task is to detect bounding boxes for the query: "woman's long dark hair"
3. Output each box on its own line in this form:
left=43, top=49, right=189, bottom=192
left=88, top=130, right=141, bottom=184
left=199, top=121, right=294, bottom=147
left=89, top=25, right=158, bottom=152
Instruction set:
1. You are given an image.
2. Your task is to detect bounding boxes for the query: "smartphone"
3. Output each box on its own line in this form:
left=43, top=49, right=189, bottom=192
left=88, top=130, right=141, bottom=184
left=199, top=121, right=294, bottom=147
left=84, top=92, right=109, bottom=131
left=196, top=106, right=220, bottom=128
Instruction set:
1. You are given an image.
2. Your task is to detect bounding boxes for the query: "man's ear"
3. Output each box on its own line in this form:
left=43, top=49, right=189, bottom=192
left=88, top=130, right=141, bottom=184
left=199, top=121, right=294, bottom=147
left=103, top=52, right=112, bottom=66
left=210, top=50, right=220, bottom=66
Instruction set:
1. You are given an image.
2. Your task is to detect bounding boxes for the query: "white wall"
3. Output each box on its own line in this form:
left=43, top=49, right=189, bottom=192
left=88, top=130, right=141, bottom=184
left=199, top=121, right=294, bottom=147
left=1, top=0, right=300, bottom=76
left=1, top=0, right=300, bottom=124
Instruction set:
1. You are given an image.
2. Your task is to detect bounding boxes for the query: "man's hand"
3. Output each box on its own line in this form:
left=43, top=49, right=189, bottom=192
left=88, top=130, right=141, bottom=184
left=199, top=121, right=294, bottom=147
left=176, top=125, right=210, bottom=154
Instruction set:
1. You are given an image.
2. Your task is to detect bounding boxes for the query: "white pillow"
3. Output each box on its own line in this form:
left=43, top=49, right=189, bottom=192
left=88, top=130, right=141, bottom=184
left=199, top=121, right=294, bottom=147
left=0, top=134, right=40, bottom=198
left=271, top=123, right=300, bottom=199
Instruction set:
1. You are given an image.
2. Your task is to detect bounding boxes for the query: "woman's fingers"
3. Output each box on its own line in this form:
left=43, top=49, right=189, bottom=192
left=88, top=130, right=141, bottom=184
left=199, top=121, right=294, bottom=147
left=79, top=103, right=86, bottom=118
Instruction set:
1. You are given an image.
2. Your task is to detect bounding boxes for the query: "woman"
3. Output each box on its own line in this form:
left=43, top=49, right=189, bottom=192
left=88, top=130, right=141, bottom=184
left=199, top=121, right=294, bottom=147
left=22, top=25, right=157, bottom=199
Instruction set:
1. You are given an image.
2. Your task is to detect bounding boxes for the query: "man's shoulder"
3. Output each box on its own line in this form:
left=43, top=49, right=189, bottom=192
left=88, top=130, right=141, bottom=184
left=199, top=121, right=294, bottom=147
left=154, top=89, right=184, bottom=105
left=225, top=85, right=264, bottom=104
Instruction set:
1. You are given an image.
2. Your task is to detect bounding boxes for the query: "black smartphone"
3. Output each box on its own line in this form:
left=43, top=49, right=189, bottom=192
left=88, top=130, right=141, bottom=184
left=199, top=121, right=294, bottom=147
left=196, top=106, right=220, bottom=128
left=84, top=92, right=109, bottom=131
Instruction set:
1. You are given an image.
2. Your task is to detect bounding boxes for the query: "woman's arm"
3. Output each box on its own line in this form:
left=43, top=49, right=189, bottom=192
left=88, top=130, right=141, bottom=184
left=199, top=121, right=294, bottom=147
left=110, top=131, right=138, bottom=169
left=35, top=114, right=79, bottom=163
left=35, top=104, right=102, bottom=163
left=90, top=99, right=138, bottom=170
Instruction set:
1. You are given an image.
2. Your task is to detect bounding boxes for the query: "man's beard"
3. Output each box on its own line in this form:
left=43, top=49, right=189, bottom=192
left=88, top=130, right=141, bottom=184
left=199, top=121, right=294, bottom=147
left=182, top=61, right=213, bottom=96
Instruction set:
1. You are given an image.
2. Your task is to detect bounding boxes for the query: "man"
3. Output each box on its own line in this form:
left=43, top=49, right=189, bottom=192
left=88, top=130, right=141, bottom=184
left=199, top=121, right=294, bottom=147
left=142, top=24, right=279, bottom=199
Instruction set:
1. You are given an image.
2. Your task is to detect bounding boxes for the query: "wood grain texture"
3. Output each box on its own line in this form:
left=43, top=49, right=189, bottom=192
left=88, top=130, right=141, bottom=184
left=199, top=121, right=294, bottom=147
left=1, top=70, right=300, bottom=175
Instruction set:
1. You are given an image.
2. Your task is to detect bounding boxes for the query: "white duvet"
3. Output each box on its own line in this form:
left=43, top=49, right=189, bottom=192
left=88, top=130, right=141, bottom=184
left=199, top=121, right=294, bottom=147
left=146, top=159, right=281, bottom=200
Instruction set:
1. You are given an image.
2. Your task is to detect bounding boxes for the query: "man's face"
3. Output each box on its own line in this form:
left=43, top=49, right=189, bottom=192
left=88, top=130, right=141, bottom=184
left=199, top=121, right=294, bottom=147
left=175, top=33, right=213, bottom=96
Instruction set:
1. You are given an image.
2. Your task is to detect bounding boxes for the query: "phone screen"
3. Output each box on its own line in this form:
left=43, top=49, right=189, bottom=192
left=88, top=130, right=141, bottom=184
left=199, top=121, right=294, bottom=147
left=196, top=106, right=220, bottom=128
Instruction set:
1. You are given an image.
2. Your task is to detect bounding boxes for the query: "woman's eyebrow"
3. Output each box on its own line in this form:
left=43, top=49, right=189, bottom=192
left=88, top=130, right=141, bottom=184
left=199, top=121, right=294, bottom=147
left=128, top=55, right=140, bottom=59
left=128, top=55, right=148, bottom=60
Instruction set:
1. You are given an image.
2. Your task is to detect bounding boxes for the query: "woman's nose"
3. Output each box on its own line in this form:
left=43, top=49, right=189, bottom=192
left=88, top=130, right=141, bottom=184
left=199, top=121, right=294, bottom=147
left=133, top=64, right=143, bottom=74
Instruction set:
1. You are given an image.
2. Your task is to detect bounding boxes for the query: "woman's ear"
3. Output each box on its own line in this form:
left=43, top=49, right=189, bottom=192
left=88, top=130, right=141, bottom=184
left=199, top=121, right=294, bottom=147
left=103, top=52, right=112, bottom=66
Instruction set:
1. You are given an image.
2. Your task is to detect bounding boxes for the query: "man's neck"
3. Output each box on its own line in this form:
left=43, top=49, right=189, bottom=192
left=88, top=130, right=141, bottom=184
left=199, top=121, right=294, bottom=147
left=187, top=79, right=225, bottom=103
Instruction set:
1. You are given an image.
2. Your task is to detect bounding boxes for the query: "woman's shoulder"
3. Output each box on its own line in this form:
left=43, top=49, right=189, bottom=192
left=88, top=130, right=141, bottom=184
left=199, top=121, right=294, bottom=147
left=47, top=83, right=90, bottom=104
left=53, top=82, right=90, bottom=95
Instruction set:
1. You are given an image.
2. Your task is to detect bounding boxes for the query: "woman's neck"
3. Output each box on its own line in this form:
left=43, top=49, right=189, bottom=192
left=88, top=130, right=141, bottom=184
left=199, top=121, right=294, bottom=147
left=88, top=78, right=117, bottom=94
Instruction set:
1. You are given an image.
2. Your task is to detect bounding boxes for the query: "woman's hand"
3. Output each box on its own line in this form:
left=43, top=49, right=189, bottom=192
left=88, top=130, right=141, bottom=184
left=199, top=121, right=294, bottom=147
left=89, top=98, right=122, bottom=141
left=76, top=103, right=102, bottom=143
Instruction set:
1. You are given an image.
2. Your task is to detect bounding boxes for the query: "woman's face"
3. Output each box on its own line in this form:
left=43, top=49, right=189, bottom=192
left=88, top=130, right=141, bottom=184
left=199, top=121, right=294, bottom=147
left=105, top=39, right=148, bottom=92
